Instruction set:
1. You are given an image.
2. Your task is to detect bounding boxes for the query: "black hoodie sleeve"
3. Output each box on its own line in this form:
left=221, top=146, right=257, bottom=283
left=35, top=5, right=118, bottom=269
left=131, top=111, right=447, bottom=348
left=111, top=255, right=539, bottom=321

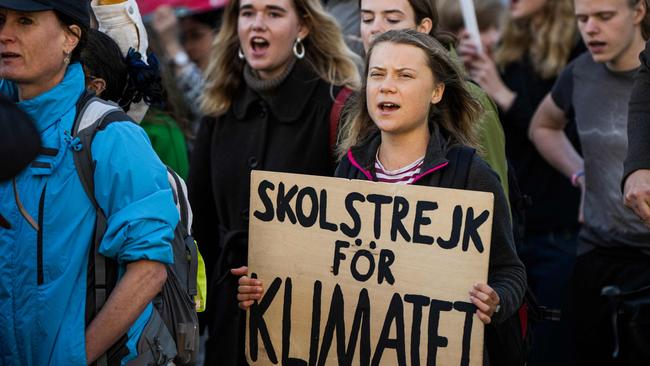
left=466, top=157, right=527, bottom=324
left=623, top=40, right=650, bottom=185
left=0, top=96, right=40, bottom=182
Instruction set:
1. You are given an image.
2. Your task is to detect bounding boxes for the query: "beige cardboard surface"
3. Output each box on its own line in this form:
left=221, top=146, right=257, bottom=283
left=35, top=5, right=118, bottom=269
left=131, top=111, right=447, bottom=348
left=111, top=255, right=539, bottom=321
left=246, top=171, right=494, bottom=366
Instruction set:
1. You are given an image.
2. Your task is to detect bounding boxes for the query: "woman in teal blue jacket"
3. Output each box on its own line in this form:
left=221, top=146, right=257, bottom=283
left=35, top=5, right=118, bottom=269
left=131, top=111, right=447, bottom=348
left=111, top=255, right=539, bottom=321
left=0, top=2, right=178, bottom=365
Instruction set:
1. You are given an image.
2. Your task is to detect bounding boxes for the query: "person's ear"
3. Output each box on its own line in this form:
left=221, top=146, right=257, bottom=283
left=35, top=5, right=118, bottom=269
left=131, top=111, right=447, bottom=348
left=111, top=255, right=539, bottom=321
left=431, top=82, right=445, bottom=105
left=87, top=77, right=107, bottom=96
left=62, top=24, right=81, bottom=55
left=633, top=0, right=647, bottom=25
left=297, top=21, right=310, bottom=41
left=416, top=17, right=433, bottom=35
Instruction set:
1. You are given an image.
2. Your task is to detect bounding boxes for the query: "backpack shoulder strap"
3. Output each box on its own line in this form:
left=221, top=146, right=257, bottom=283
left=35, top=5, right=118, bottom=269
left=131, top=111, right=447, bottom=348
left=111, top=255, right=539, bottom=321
left=439, top=145, right=476, bottom=189
left=72, top=93, right=131, bottom=271
left=166, top=167, right=192, bottom=232
left=72, top=92, right=127, bottom=215
left=72, top=92, right=134, bottom=366
left=329, top=87, right=353, bottom=155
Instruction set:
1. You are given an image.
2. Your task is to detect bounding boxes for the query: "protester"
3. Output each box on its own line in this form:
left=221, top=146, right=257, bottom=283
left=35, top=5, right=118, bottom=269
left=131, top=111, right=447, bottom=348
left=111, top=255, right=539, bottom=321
left=0, top=95, right=40, bottom=183
left=238, top=29, right=527, bottom=366
left=0, top=1, right=179, bottom=364
left=152, top=5, right=223, bottom=122
left=529, top=0, right=650, bottom=364
left=187, top=0, right=359, bottom=364
left=340, top=29, right=525, bottom=326
left=623, top=39, right=650, bottom=227
left=81, top=29, right=190, bottom=178
left=459, top=1, right=585, bottom=363
left=358, top=0, right=511, bottom=198
left=437, top=0, right=505, bottom=58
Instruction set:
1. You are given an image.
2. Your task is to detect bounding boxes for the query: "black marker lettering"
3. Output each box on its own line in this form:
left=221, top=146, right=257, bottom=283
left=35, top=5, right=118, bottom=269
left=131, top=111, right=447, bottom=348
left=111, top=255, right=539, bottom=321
left=253, top=180, right=275, bottom=222
left=437, top=205, right=463, bottom=249
left=282, top=278, right=307, bottom=365
left=413, top=201, right=438, bottom=245
left=276, top=183, right=298, bottom=224
left=350, top=250, right=375, bottom=282
left=249, top=275, right=281, bottom=363
left=319, top=190, right=338, bottom=232
left=404, top=295, right=430, bottom=366
left=462, top=208, right=489, bottom=253
left=377, top=250, right=395, bottom=285
left=308, top=281, right=322, bottom=366
left=372, top=293, right=406, bottom=366
left=343, top=289, right=372, bottom=365
left=317, top=285, right=346, bottom=366
left=332, top=240, right=350, bottom=276
left=391, top=196, right=411, bottom=242
left=296, top=187, right=318, bottom=228
left=453, top=301, right=477, bottom=366
left=367, top=194, right=393, bottom=240
left=341, top=192, right=365, bottom=238
left=426, top=299, right=452, bottom=366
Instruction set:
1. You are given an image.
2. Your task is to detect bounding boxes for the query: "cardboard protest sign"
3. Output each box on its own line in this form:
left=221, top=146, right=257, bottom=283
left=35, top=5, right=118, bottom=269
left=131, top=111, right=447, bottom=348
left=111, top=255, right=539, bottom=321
left=136, top=0, right=228, bottom=16
left=246, top=171, right=494, bottom=366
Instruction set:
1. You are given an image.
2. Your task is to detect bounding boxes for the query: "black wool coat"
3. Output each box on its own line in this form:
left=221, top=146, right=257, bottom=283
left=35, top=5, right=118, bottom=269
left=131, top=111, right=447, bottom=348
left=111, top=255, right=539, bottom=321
left=188, top=61, right=342, bottom=365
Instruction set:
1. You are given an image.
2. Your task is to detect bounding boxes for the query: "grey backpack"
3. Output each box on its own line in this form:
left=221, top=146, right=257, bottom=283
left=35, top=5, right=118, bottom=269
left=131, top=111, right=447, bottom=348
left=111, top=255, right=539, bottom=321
left=71, top=91, right=199, bottom=366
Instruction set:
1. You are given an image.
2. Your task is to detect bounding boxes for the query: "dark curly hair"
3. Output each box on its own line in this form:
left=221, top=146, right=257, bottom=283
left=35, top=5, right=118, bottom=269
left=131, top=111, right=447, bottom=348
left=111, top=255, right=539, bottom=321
left=80, top=29, right=165, bottom=111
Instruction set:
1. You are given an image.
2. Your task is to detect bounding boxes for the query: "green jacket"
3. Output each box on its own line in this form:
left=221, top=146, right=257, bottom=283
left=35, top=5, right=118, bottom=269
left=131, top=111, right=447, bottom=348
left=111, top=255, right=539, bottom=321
left=468, top=82, right=510, bottom=199
left=448, top=46, right=509, bottom=198
left=141, top=108, right=190, bottom=180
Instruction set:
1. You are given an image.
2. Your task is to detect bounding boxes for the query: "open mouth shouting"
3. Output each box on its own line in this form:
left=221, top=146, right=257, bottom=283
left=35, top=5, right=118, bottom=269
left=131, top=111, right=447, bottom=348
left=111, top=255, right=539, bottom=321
left=378, top=101, right=401, bottom=115
left=250, top=36, right=270, bottom=58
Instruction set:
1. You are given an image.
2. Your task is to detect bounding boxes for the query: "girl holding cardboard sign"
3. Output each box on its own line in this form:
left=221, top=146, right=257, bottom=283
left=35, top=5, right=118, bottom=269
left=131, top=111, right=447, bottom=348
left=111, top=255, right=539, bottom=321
left=238, top=29, right=526, bottom=365
left=338, top=28, right=526, bottom=329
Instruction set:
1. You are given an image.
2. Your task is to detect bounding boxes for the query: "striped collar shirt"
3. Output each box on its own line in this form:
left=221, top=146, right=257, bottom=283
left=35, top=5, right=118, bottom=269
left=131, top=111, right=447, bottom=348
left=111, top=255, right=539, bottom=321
left=374, top=154, right=425, bottom=185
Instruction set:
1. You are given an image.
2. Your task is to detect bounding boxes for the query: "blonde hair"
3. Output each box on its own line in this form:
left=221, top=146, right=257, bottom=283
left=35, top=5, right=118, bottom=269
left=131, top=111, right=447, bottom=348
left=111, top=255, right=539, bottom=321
left=337, top=30, right=481, bottom=159
left=495, top=0, right=577, bottom=79
left=201, top=0, right=360, bottom=116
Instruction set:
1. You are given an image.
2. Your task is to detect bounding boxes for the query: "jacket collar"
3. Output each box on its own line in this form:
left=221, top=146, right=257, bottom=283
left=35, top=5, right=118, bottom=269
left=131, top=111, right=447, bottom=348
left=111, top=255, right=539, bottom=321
left=233, top=60, right=321, bottom=123
left=17, top=63, right=85, bottom=133
left=348, top=123, right=451, bottom=181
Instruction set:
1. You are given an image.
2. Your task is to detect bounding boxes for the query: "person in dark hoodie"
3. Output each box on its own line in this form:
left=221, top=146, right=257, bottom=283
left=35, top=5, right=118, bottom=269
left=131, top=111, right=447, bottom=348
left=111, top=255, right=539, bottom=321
left=0, top=95, right=39, bottom=182
left=237, top=29, right=527, bottom=366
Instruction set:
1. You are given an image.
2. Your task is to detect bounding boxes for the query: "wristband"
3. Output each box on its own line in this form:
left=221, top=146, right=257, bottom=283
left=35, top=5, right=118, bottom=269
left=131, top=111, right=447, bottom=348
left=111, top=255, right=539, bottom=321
left=571, top=170, right=585, bottom=187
